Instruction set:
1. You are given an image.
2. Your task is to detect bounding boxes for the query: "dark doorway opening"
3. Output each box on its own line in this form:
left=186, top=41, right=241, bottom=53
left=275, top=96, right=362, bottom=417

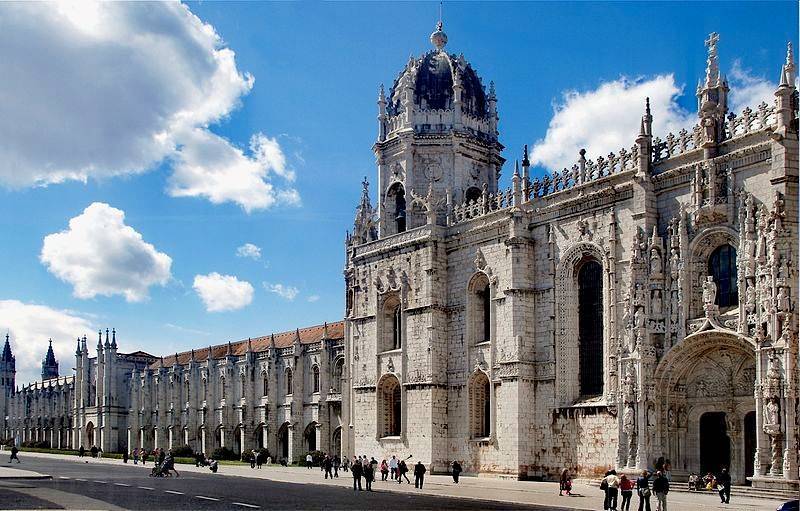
left=700, top=412, right=731, bottom=475
left=744, top=411, right=756, bottom=484
left=278, top=424, right=289, bottom=460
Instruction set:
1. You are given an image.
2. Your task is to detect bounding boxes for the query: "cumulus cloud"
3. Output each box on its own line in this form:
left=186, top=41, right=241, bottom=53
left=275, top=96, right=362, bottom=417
left=0, top=2, right=298, bottom=211
left=169, top=131, right=299, bottom=212
left=41, top=203, right=172, bottom=302
left=0, top=300, right=94, bottom=384
left=530, top=66, right=778, bottom=171
left=193, top=272, right=254, bottom=312
left=263, top=282, right=299, bottom=301
left=236, top=243, right=262, bottom=260
left=530, top=75, right=693, bottom=171
left=307, top=295, right=320, bottom=303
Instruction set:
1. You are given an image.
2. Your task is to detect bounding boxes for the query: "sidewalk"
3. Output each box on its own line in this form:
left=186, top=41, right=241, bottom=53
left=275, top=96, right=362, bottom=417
left=18, top=451, right=786, bottom=511
left=0, top=464, right=51, bottom=480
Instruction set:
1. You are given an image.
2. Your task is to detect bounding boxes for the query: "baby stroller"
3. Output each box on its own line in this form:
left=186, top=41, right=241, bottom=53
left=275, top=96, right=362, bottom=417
left=209, top=459, right=219, bottom=473
left=150, top=458, right=174, bottom=477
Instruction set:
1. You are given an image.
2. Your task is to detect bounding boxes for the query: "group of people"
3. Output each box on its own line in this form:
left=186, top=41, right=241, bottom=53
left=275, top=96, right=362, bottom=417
left=341, top=454, right=430, bottom=491
left=249, top=449, right=272, bottom=469
left=687, top=468, right=732, bottom=504
left=600, top=469, right=668, bottom=511
left=77, top=445, right=102, bottom=458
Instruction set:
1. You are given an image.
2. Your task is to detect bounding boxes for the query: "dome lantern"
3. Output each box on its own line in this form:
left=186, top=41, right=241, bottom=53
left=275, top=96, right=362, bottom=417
left=430, top=21, right=447, bottom=51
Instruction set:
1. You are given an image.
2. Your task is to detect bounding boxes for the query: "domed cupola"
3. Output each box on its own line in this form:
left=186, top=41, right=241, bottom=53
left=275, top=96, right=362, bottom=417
left=381, top=22, right=497, bottom=141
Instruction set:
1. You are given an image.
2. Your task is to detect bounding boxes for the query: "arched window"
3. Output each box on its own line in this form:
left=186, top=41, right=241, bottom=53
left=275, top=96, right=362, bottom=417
left=709, top=245, right=738, bottom=308
left=465, top=186, right=482, bottom=204
left=240, top=375, right=246, bottom=399
left=184, top=380, right=190, bottom=402
left=285, top=368, right=293, bottom=396
left=312, top=366, right=320, bottom=394
left=578, top=260, right=603, bottom=397
left=388, top=183, right=406, bottom=234
left=219, top=376, right=226, bottom=400
left=469, top=372, right=491, bottom=438
left=381, top=295, right=402, bottom=352
left=333, top=358, right=344, bottom=392
left=379, top=375, right=401, bottom=437
left=469, top=273, right=491, bottom=345
left=262, top=374, right=268, bottom=397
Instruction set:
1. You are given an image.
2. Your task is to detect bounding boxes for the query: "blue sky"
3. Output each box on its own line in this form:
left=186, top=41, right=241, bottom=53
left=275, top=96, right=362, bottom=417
left=0, top=1, right=796, bottom=383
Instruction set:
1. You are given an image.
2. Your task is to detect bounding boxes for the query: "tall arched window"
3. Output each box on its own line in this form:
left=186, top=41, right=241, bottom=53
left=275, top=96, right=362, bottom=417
left=709, top=245, right=738, bottom=308
left=379, top=375, right=401, bottom=437
left=285, top=368, right=293, bottom=395
left=333, top=358, right=344, bottom=392
left=469, top=273, right=491, bottom=345
left=469, top=372, right=491, bottom=438
left=578, top=260, right=603, bottom=397
left=240, top=375, right=246, bottom=399
left=388, top=183, right=406, bottom=234
left=219, top=377, right=226, bottom=400
left=184, top=380, right=190, bottom=403
left=262, top=374, right=268, bottom=397
left=480, top=281, right=491, bottom=343
left=381, top=295, right=402, bottom=352
left=312, top=366, right=320, bottom=394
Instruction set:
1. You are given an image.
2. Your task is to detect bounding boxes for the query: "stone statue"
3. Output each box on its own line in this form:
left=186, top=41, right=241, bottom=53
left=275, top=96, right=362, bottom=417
left=670, top=247, right=681, bottom=275
left=668, top=407, right=676, bottom=428
left=652, top=290, right=663, bottom=315
left=622, top=292, right=632, bottom=327
left=745, top=284, right=757, bottom=314
left=650, top=248, right=662, bottom=276
left=771, top=191, right=786, bottom=232
left=763, top=398, right=780, bottom=435
left=623, top=403, right=636, bottom=436
left=702, top=276, right=717, bottom=307
left=634, top=307, right=646, bottom=329
left=776, top=286, right=790, bottom=313
left=634, top=284, right=646, bottom=307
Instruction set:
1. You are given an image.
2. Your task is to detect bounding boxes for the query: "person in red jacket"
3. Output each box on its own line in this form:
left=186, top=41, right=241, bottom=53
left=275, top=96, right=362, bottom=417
left=619, top=473, right=635, bottom=511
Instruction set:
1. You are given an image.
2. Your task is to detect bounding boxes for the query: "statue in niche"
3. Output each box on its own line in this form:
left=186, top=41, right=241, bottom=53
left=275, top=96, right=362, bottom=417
left=668, top=407, right=676, bottom=428
left=634, top=284, right=646, bottom=307
left=650, top=248, right=662, bottom=276
left=702, top=276, right=717, bottom=307
left=646, top=403, right=656, bottom=431
left=771, top=191, right=786, bottom=232
left=634, top=307, right=646, bottom=329
left=745, top=284, right=757, bottom=314
left=623, top=403, right=636, bottom=437
left=670, top=247, right=681, bottom=274
left=652, top=290, right=663, bottom=315
left=678, top=406, right=687, bottom=427
left=763, top=398, right=780, bottom=435
left=775, top=286, right=789, bottom=313
left=622, top=292, right=632, bottom=327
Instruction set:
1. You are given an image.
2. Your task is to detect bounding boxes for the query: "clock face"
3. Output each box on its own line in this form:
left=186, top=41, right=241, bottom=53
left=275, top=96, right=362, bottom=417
left=424, top=162, right=442, bottom=181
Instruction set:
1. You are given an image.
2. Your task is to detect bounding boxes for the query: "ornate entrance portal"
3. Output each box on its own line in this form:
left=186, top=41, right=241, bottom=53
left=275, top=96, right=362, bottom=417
left=654, top=331, right=755, bottom=483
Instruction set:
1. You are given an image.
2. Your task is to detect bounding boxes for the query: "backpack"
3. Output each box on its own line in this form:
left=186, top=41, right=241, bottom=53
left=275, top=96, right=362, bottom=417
left=600, top=479, right=609, bottom=491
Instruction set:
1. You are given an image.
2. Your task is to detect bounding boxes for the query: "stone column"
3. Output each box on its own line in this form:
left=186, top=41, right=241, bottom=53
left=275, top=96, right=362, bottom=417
left=240, top=426, right=246, bottom=459
left=287, top=424, right=295, bottom=464
left=201, top=428, right=206, bottom=456
left=315, top=423, right=322, bottom=454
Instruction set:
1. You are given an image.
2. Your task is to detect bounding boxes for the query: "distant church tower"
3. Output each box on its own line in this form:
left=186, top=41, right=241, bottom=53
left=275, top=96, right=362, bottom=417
left=41, top=339, right=59, bottom=380
left=1, top=334, right=15, bottom=434
left=374, top=22, right=505, bottom=236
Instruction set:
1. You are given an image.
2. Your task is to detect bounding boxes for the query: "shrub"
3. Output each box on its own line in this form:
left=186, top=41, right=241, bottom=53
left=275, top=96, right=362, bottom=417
left=241, top=447, right=271, bottom=464
left=210, top=446, right=239, bottom=461
left=170, top=444, right=194, bottom=458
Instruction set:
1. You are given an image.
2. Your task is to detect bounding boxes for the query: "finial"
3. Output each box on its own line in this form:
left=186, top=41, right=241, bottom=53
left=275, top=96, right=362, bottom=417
left=579, top=148, right=587, bottom=159
left=645, top=97, right=651, bottom=116
left=513, top=160, right=520, bottom=177
left=522, top=145, right=530, bottom=168
left=488, top=80, right=496, bottom=99
left=430, top=18, right=447, bottom=51
left=787, top=41, right=794, bottom=66
left=704, top=32, right=720, bottom=87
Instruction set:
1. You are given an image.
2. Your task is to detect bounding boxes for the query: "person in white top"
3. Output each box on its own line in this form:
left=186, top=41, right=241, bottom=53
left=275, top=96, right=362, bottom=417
left=306, top=453, right=313, bottom=469
left=602, top=469, right=621, bottom=511
left=389, top=455, right=398, bottom=480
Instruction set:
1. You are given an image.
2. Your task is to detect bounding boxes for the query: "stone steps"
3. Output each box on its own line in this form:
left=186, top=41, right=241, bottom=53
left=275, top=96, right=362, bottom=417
left=579, top=479, right=797, bottom=501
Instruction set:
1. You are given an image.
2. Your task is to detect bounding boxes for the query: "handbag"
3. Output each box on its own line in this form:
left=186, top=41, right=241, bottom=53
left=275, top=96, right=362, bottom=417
left=641, top=487, right=651, bottom=498
left=600, top=479, right=609, bottom=491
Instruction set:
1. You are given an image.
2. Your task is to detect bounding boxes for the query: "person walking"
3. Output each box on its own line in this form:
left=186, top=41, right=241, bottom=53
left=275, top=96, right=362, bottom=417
left=306, top=453, right=313, bottom=469
left=8, top=445, right=20, bottom=463
left=413, top=460, right=426, bottom=489
left=652, top=470, right=669, bottom=511
left=559, top=468, right=572, bottom=496
left=380, top=459, right=389, bottom=481
left=636, top=470, right=651, bottom=511
left=141, top=449, right=148, bottom=466
left=333, top=455, right=340, bottom=477
left=620, top=473, right=634, bottom=511
left=716, top=467, right=731, bottom=504
left=122, top=450, right=129, bottom=464
left=364, top=458, right=374, bottom=491
left=78, top=445, right=85, bottom=458
left=324, top=455, right=333, bottom=479
left=389, top=455, right=398, bottom=480
left=250, top=449, right=257, bottom=469
left=90, top=445, right=98, bottom=458
left=256, top=451, right=263, bottom=469
left=398, top=459, right=411, bottom=484
left=452, top=460, right=462, bottom=483
left=351, top=456, right=363, bottom=491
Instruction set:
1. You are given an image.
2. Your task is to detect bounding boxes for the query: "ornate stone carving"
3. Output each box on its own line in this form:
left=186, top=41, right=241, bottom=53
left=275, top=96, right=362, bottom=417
left=702, top=276, right=717, bottom=308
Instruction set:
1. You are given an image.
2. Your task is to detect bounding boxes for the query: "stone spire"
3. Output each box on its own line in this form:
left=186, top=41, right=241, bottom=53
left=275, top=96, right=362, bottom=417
left=75, top=337, right=82, bottom=356
left=704, top=32, right=721, bottom=88
left=111, top=328, right=117, bottom=349
left=2, top=334, right=14, bottom=367
left=42, top=339, right=59, bottom=380
left=696, top=33, right=729, bottom=154
left=352, top=177, right=377, bottom=245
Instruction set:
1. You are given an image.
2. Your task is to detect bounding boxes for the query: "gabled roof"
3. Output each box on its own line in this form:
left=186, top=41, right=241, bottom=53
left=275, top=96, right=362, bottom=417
left=151, top=321, right=344, bottom=369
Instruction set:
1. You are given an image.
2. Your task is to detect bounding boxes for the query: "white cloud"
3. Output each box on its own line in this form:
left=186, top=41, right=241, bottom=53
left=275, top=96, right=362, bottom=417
left=307, top=295, right=320, bottom=303
left=0, top=300, right=94, bottom=384
left=263, top=282, right=299, bottom=301
left=193, top=272, right=254, bottom=312
left=236, top=243, right=262, bottom=260
left=530, top=65, right=778, bottom=171
left=0, top=2, right=298, bottom=211
left=530, top=75, right=693, bottom=171
left=728, top=60, right=776, bottom=113
left=41, top=203, right=172, bottom=302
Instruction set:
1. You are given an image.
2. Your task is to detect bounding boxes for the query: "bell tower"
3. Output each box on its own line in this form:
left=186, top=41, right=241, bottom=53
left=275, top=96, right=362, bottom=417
left=41, top=339, right=59, bottom=380
left=374, top=23, right=505, bottom=236
left=1, top=334, right=15, bottom=435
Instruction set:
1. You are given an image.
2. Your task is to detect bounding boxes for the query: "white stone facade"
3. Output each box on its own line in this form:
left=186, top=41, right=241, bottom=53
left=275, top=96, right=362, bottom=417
left=342, top=28, right=799, bottom=490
